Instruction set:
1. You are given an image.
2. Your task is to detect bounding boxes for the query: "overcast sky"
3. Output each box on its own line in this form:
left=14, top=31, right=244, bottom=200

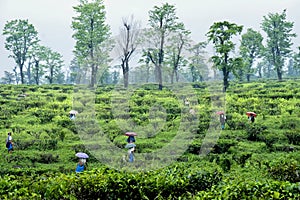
left=1, top=0, right=300, bottom=77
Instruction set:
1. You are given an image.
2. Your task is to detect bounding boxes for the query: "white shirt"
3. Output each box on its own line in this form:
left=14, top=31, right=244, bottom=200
left=6, top=135, right=12, bottom=143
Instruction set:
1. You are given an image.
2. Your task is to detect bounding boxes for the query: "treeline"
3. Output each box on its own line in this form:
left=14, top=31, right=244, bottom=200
left=1, top=1, right=300, bottom=91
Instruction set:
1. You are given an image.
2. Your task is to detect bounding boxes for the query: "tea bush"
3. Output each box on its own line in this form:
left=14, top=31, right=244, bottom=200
left=195, top=180, right=300, bottom=199
left=1, top=81, right=300, bottom=198
left=245, top=123, right=268, bottom=141
left=265, top=158, right=300, bottom=183
left=285, top=130, right=300, bottom=145
left=0, top=162, right=223, bottom=199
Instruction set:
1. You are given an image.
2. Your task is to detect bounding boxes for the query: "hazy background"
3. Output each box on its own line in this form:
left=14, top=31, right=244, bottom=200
left=1, top=0, right=299, bottom=77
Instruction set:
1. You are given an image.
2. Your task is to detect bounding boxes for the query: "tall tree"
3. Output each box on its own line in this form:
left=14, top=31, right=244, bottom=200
left=240, top=28, right=264, bottom=82
left=206, top=21, right=243, bottom=91
left=42, top=47, right=64, bottom=84
left=116, top=15, right=141, bottom=88
left=94, top=38, right=114, bottom=85
left=71, top=0, right=111, bottom=87
left=145, top=3, right=183, bottom=90
left=2, top=19, right=39, bottom=84
left=261, top=9, right=296, bottom=81
left=29, top=44, right=47, bottom=85
left=138, top=50, right=153, bottom=83
left=165, top=27, right=191, bottom=84
left=67, top=58, right=81, bottom=84
left=188, top=42, right=208, bottom=82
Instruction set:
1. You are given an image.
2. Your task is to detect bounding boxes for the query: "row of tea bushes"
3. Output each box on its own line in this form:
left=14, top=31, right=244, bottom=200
left=0, top=162, right=222, bottom=200
left=195, top=179, right=300, bottom=199
left=1, top=163, right=299, bottom=199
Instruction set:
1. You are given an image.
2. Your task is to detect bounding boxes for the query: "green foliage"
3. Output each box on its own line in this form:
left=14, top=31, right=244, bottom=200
left=280, top=116, right=300, bottom=129
left=259, top=132, right=278, bottom=149
left=0, top=163, right=222, bottom=199
left=71, top=0, right=111, bottom=86
left=0, top=81, right=300, bottom=199
left=145, top=3, right=184, bottom=90
left=38, top=153, right=59, bottom=164
left=245, top=124, right=268, bottom=141
left=285, top=130, right=300, bottom=145
left=2, top=19, right=39, bottom=84
left=239, top=28, right=264, bottom=81
left=212, top=139, right=237, bottom=154
left=261, top=9, right=296, bottom=81
left=206, top=21, right=243, bottom=91
left=232, top=152, right=252, bottom=167
left=196, top=180, right=300, bottom=199
left=265, top=158, right=300, bottom=183
left=36, top=139, right=58, bottom=150
left=225, top=113, right=246, bottom=130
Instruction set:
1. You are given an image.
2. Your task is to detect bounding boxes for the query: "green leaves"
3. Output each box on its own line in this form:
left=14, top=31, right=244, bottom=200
left=206, top=21, right=243, bottom=91
left=2, top=19, right=40, bottom=84
left=0, top=163, right=223, bottom=199
left=261, top=9, right=297, bottom=80
left=71, top=0, right=111, bottom=86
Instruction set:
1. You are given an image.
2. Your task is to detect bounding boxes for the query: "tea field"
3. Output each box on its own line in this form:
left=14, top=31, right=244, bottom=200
left=0, top=80, right=299, bottom=199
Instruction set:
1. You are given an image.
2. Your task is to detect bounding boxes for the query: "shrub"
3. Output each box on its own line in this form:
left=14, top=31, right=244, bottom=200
left=187, top=140, right=202, bottom=154
left=212, top=139, right=237, bottom=154
left=225, top=114, right=247, bottom=130
left=259, top=132, right=278, bottom=149
left=38, top=153, right=59, bottom=164
left=265, top=158, right=300, bottom=183
left=285, top=130, right=300, bottom=145
left=245, top=124, right=267, bottom=141
left=14, top=139, right=35, bottom=150
left=280, top=116, right=300, bottom=129
left=196, top=180, right=300, bottom=199
left=56, top=94, right=68, bottom=102
left=36, top=139, right=58, bottom=150
left=232, top=152, right=252, bottom=167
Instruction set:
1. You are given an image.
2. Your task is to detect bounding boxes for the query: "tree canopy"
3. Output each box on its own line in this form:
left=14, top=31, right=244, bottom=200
left=71, top=0, right=111, bottom=87
left=261, top=9, right=296, bottom=81
left=2, top=19, right=39, bottom=84
left=206, top=21, right=243, bottom=91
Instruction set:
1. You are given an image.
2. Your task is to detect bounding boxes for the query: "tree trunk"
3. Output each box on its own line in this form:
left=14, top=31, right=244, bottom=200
left=49, top=67, right=54, bottom=84
left=246, top=74, right=250, bottom=82
left=277, top=66, right=282, bottom=81
left=27, top=61, right=32, bottom=84
left=146, top=62, right=150, bottom=83
left=157, top=65, right=163, bottom=90
left=223, top=68, right=229, bottom=92
left=91, top=64, right=96, bottom=87
left=258, top=65, right=262, bottom=78
left=34, top=60, right=39, bottom=85
left=171, top=69, right=175, bottom=84
left=20, top=65, right=25, bottom=84
left=223, top=53, right=229, bottom=92
left=158, top=33, right=164, bottom=90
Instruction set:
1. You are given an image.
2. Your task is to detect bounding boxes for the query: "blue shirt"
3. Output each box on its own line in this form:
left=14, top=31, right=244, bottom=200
left=75, top=164, right=84, bottom=173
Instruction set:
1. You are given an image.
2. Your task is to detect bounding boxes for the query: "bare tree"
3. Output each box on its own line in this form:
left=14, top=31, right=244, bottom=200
left=116, top=15, right=141, bottom=88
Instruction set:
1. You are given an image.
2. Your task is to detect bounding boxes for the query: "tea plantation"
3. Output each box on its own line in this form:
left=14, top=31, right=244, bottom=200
left=0, top=80, right=299, bottom=199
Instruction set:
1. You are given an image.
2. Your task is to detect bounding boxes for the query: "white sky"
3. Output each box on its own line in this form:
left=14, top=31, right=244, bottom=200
left=1, top=0, right=300, bottom=77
